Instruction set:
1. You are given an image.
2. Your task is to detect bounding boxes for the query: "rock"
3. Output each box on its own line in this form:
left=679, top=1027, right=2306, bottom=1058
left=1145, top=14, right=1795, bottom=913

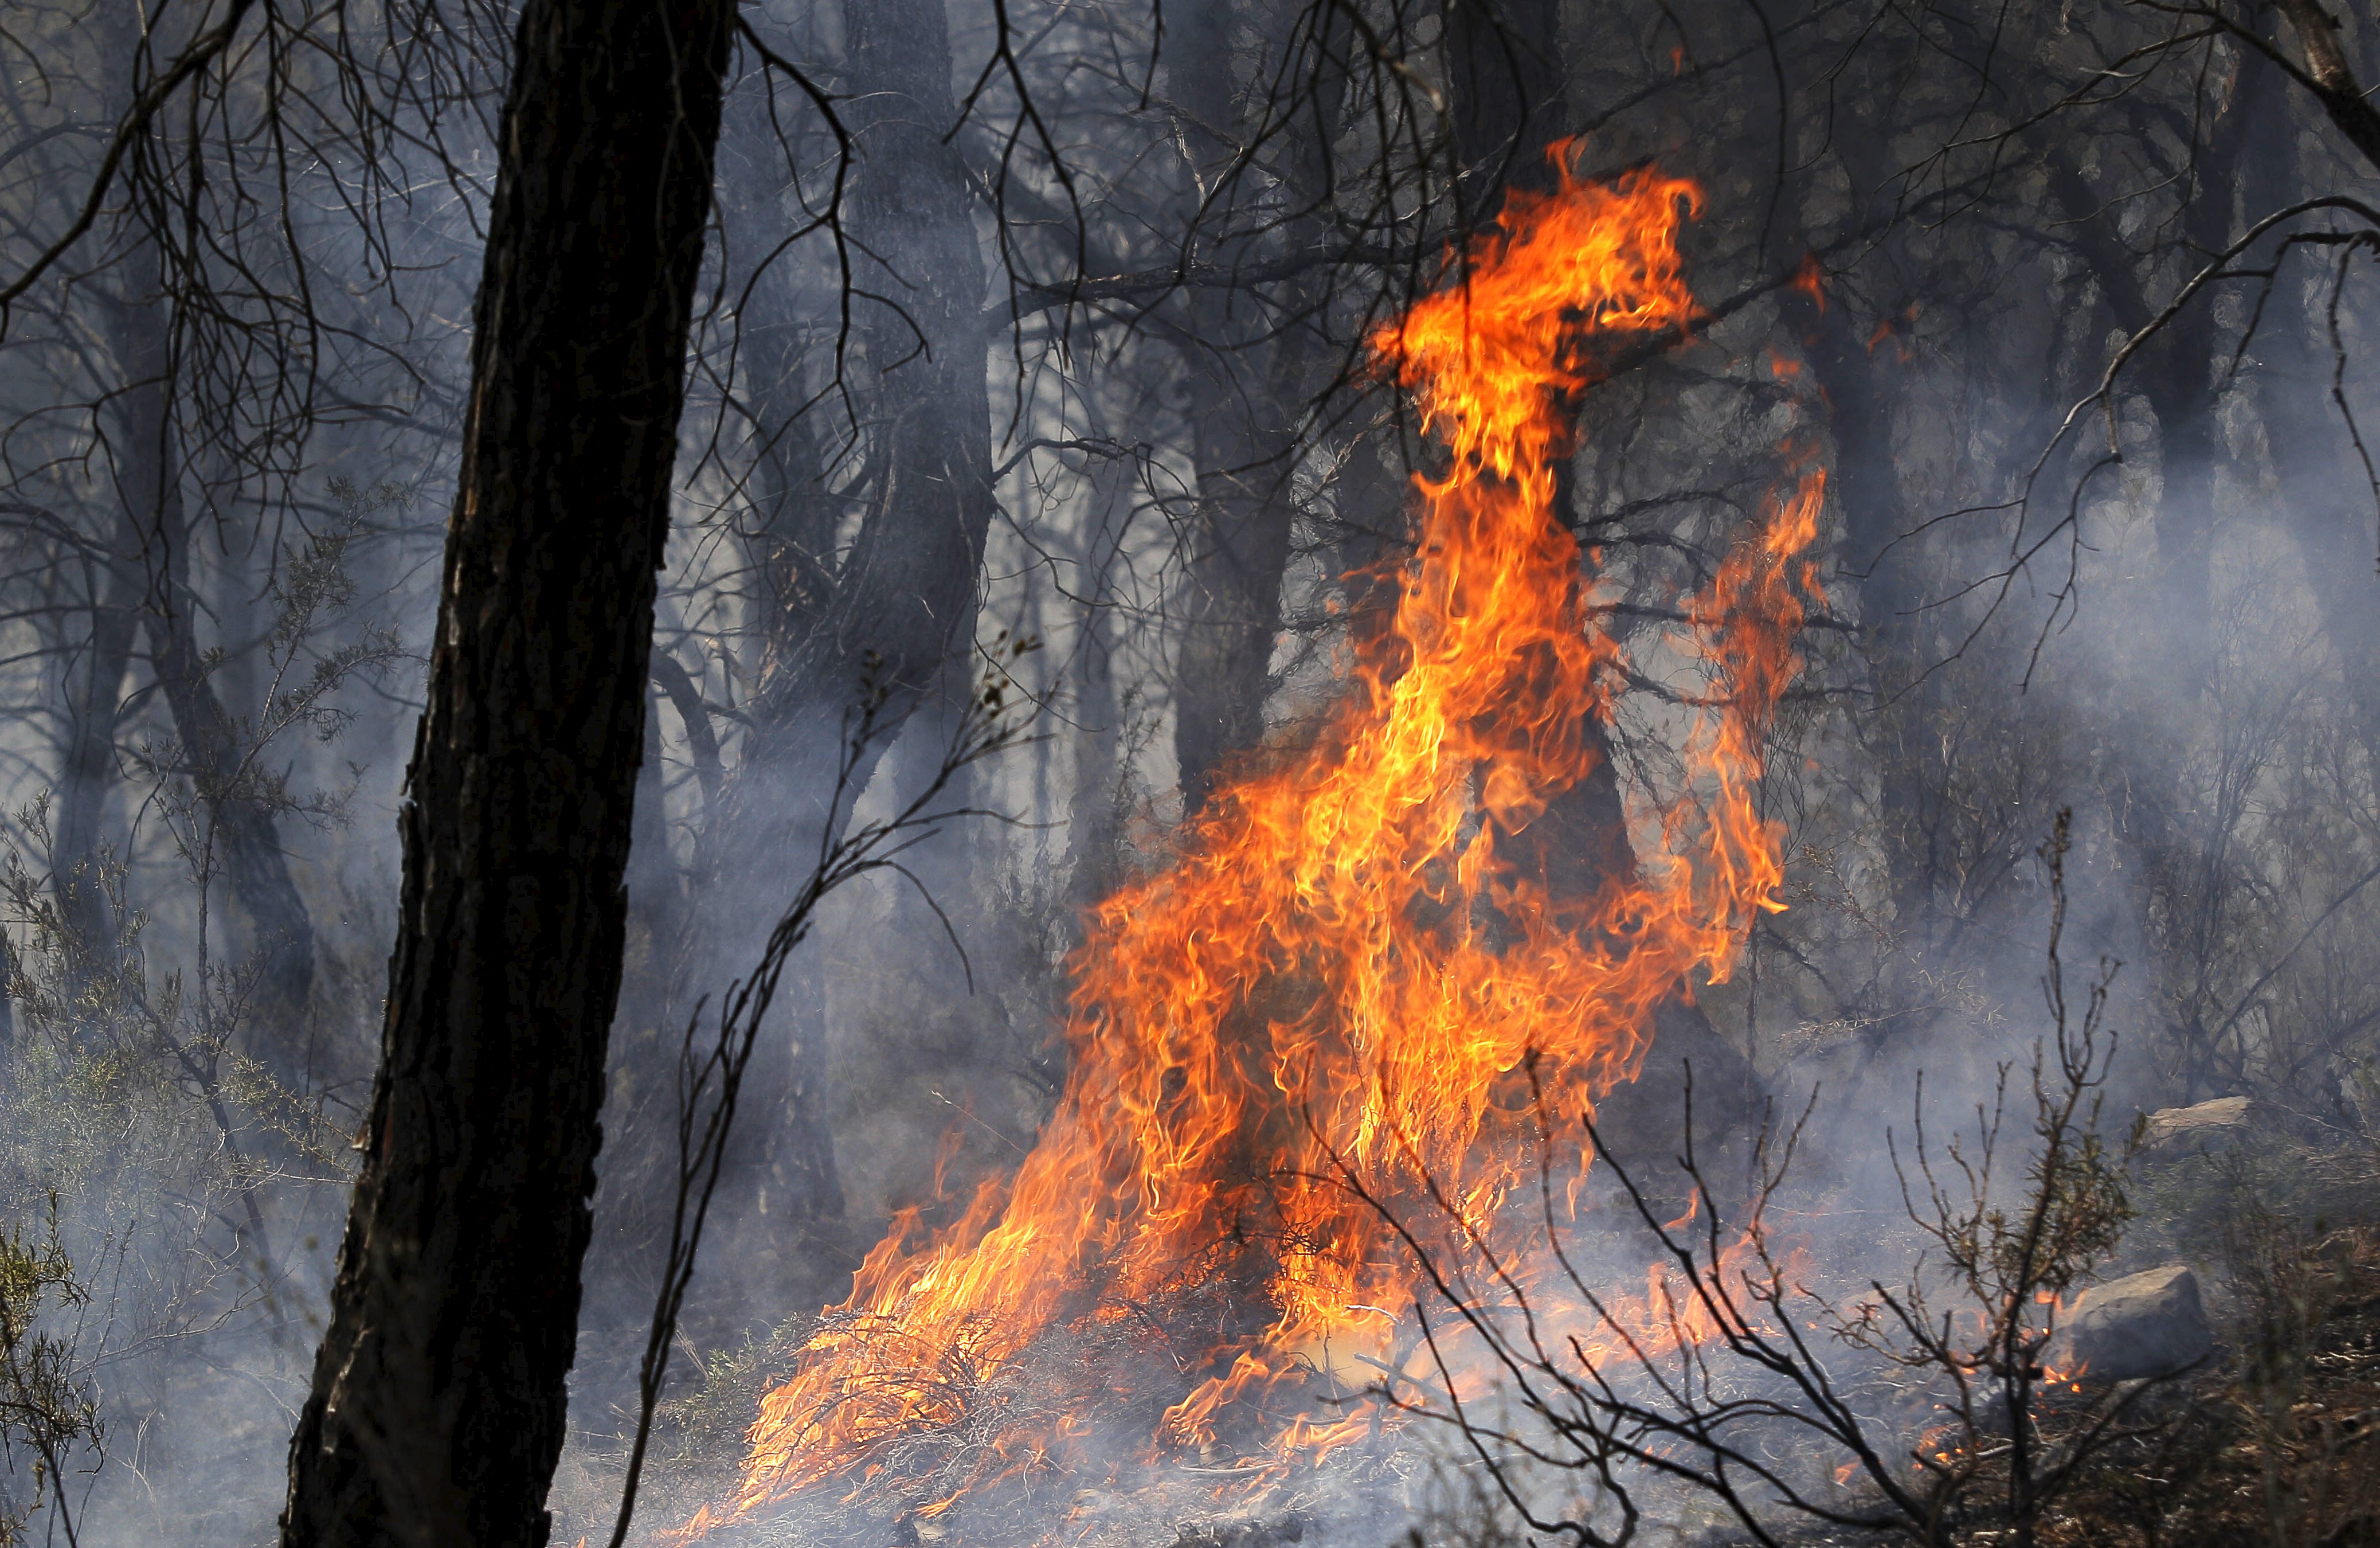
left=2139, top=1096, right=2258, bottom=1157
left=2049, top=1265, right=2214, bottom=1381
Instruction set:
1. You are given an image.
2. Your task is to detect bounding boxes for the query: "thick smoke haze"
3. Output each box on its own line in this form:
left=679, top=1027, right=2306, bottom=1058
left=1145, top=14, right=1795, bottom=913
left=1, top=0, right=2377, bottom=1542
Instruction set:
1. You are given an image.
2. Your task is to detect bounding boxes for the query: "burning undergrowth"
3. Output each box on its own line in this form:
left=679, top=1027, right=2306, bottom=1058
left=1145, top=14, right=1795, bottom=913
left=677, top=1285, right=1416, bottom=1547
left=671, top=155, right=1831, bottom=1543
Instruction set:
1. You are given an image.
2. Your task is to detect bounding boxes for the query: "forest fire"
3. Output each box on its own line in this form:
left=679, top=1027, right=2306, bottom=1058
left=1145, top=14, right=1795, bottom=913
left=22, top=0, right=2380, bottom=1535
left=686, top=159, right=1822, bottom=1535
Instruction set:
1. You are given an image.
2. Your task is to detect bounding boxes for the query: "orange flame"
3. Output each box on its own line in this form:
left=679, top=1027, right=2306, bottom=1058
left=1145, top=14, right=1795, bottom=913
left=690, top=157, right=1822, bottom=1533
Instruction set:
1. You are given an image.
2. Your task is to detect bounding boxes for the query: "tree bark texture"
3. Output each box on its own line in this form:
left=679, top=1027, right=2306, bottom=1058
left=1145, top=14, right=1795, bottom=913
left=1446, top=0, right=1567, bottom=202
left=2272, top=0, right=2380, bottom=178
left=279, top=0, right=731, bottom=1541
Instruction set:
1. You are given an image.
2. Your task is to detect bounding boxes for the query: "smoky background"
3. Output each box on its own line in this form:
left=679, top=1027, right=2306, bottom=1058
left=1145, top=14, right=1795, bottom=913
left=1, top=0, right=2376, bottom=1541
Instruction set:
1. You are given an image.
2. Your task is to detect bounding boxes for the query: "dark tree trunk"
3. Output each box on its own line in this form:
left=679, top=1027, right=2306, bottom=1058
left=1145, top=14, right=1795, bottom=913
left=721, top=0, right=992, bottom=828
left=2042, top=123, right=2256, bottom=1091
left=1446, top=0, right=1566, bottom=202
left=2253, top=82, right=2380, bottom=765
left=2272, top=0, right=2380, bottom=177
left=1168, top=0, right=1347, bottom=814
left=1440, top=0, right=1757, bottom=1163
left=628, top=675, right=687, bottom=970
left=87, top=0, right=318, bottom=1007
left=664, top=0, right=995, bottom=1290
left=140, top=513, right=320, bottom=1017
left=1169, top=0, right=1298, bottom=814
left=1781, top=282, right=1900, bottom=616
left=1173, top=395, right=1299, bottom=814
left=52, top=577, right=135, bottom=976
left=1779, top=206, right=1939, bottom=972
left=2043, top=130, right=2248, bottom=683
left=98, top=261, right=319, bottom=1034
left=277, top=0, right=731, bottom=1538
left=614, top=670, right=689, bottom=1070
left=1065, top=465, right=1134, bottom=918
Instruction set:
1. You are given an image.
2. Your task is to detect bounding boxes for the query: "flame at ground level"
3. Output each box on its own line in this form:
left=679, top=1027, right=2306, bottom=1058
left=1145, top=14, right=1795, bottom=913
left=686, top=157, right=1824, bottom=1534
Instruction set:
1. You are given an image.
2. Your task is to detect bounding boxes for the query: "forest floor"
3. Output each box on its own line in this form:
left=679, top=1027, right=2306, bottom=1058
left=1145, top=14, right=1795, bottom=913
left=1744, top=1256, right=2380, bottom=1546
left=571, top=1127, right=2380, bottom=1548
left=1745, top=1143, right=2380, bottom=1548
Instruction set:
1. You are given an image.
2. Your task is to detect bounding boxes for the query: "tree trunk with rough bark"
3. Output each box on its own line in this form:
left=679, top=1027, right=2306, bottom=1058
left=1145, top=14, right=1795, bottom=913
left=2273, top=0, right=2380, bottom=176
left=1446, top=0, right=1567, bottom=204
left=277, top=0, right=731, bottom=1539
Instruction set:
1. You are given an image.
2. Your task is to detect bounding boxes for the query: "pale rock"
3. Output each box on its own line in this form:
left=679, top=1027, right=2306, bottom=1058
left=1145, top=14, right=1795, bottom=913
left=2049, top=1264, right=2213, bottom=1382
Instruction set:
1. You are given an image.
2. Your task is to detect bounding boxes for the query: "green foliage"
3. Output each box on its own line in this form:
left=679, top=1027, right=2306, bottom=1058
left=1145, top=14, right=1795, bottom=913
left=0, top=1198, right=101, bottom=1546
left=652, top=1317, right=819, bottom=1476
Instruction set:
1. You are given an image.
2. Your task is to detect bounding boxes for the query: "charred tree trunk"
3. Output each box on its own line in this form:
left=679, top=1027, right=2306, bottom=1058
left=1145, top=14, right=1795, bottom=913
left=52, top=574, right=135, bottom=976
left=61, top=5, right=317, bottom=1027
left=614, top=670, right=689, bottom=1074
left=2044, top=142, right=2234, bottom=682
left=1170, top=1, right=1296, bottom=815
left=138, top=491, right=320, bottom=1017
left=1172, top=399, right=1298, bottom=814
left=277, top=0, right=731, bottom=1538
left=1445, top=0, right=1566, bottom=205
left=2271, top=0, right=2380, bottom=176
left=726, top=0, right=990, bottom=837
left=1066, top=464, right=1135, bottom=919
left=2260, top=175, right=2380, bottom=760
left=1777, top=136, right=1941, bottom=990
left=1442, top=0, right=1756, bottom=1167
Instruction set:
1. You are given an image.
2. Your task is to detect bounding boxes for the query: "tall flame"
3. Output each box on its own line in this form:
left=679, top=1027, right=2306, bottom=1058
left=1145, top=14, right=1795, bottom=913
left=691, top=158, right=1822, bottom=1531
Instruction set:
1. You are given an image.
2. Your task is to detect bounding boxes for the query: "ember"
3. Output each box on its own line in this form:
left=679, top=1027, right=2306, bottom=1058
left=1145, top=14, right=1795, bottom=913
left=687, top=156, right=1822, bottom=1535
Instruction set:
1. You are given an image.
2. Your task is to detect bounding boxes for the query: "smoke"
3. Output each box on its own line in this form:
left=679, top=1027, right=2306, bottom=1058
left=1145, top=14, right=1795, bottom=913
left=5, top=0, right=2380, bottom=1542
